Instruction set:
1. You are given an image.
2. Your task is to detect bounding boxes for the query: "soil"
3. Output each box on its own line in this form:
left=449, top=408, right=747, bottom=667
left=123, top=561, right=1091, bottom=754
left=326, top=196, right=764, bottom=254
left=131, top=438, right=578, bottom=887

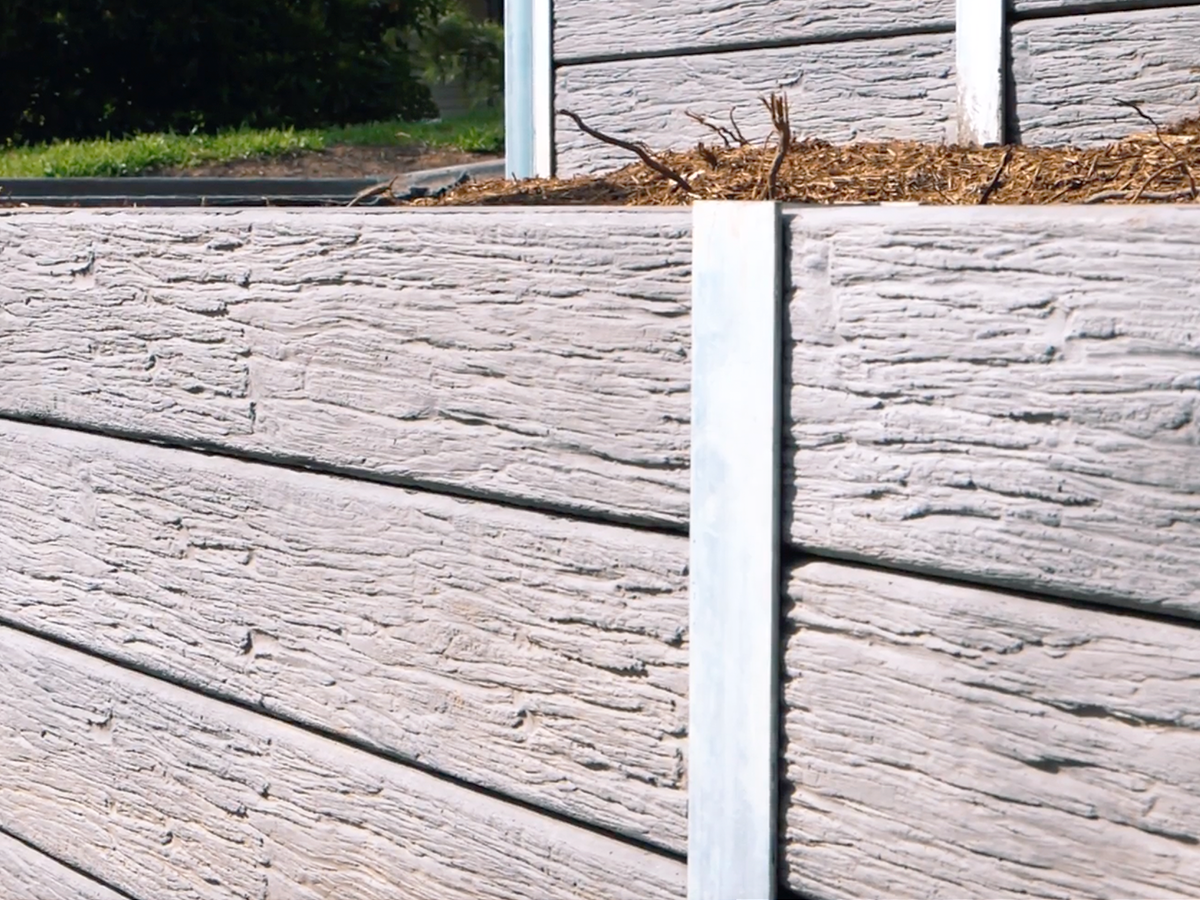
left=152, top=144, right=502, bottom=179
left=407, top=113, right=1200, bottom=208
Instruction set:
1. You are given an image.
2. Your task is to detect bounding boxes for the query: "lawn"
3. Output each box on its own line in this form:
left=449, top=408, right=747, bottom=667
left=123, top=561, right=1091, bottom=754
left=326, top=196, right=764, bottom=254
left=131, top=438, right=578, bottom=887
left=0, top=107, right=503, bottom=178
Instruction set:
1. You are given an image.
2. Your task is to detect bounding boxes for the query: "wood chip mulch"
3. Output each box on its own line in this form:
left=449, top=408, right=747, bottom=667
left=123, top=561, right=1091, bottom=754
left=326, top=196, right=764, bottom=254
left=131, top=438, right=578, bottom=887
left=406, top=113, right=1200, bottom=208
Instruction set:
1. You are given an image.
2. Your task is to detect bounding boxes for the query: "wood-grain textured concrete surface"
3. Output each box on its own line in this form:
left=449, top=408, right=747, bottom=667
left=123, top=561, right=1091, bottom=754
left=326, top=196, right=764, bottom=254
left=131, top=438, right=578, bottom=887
left=0, top=419, right=690, bottom=851
left=0, top=625, right=686, bottom=900
left=782, top=557, right=1200, bottom=899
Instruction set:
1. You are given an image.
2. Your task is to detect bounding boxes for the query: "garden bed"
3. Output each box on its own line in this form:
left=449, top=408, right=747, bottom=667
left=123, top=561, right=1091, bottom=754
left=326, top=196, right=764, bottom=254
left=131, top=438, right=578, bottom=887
left=408, top=111, right=1200, bottom=207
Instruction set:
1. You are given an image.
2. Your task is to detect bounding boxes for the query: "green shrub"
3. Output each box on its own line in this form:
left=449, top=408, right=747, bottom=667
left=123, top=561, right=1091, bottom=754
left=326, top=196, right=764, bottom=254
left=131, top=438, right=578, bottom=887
left=400, top=0, right=503, bottom=110
left=0, top=0, right=442, bottom=145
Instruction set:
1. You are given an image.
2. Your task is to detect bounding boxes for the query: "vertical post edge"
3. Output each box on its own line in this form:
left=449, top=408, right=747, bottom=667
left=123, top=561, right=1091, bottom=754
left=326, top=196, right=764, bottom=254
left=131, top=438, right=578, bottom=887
left=504, top=0, right=534, bottom=179
left=688, top=200, right=785, bottom=900
left=955, top=0, right=1007, bottom=146
left=532, top=0, right=554, bottom=177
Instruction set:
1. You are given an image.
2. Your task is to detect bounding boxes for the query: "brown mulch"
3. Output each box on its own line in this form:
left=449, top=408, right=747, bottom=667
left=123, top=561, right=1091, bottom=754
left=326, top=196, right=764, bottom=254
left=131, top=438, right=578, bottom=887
left=407, top=114, right=1200, bottom=208
left=152, top=145, right=501, bottom=178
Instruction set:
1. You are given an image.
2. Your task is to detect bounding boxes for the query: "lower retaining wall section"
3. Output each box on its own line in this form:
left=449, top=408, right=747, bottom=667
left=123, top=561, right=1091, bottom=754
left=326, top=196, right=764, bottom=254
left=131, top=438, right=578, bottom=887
left=0, top=625, right=686, bottom=900
left=5, top=201, right=1200, bottom=898
left=0, top=419, right=689, bottom=852
left=0, top=205, right=697, bottom=896
left=781, top=557, right=1200, bottom=899
left=1, top=829, right=128, bottom=900
left=679, top=200, right=1200, bottom=899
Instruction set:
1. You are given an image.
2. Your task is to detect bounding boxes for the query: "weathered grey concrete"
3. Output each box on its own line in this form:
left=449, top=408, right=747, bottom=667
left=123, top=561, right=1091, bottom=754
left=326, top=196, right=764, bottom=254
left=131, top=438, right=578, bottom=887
left=0, top=830, right=128, bottom=900
left=554, top=33, right=957, bottom=175
left=785, top=204, right=1200, bottom=618
left=1011, top=6, right=1200, bottom=145
left=0, top=207, right=692, bottom=527
left=553, top=0, right=955, bottom=61
left=0, top=418, right=689, bottom=851
left=0, top=625, right=687, bottom=900
left=783, top=557, right=1200, bottom=899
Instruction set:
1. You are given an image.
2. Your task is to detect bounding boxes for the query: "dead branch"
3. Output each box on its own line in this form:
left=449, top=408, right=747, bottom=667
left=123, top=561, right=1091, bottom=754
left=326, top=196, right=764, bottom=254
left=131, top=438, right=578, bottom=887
left=978, top=145, right=1013, bottom=204
left=348, top=176, right=398, bottom=207
left=1118, top=98, right=1167, bottom=134
left=1129, top=162, right=1185, bottom=203
left=1117, top=98, right=1198, bottom=198
left=761, top=93, right=792, bottom=200
left=557, top=109, right=694, bottom=193
left=728, top=108, right=751, bottom=146
left=1083, top=186, right=1199, bottom=204
left=686, top=110, right=737, bottom=148
left=1043, top=181, right=1080, bottom=204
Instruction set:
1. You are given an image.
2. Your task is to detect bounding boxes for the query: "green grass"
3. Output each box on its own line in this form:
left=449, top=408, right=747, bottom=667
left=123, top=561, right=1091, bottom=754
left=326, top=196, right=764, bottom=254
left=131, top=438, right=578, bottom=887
left=0, top=106, right=504, bottom=178
left=323, top=107, right=503, bottom=154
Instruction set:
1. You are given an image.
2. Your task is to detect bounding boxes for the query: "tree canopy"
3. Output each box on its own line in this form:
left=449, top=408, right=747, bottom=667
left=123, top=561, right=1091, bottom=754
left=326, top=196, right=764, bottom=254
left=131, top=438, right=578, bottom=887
left=0, top=0, right=442, bottom=144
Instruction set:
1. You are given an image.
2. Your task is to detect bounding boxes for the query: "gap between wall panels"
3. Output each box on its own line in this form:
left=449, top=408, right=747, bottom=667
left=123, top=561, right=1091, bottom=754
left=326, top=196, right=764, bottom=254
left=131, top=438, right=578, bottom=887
left=550, top=0, right=1200, bottom=66
left=781, top=546, right=1200, bottom=635
left=0, top=411, right=689, bottom=538
left=1010, top=0, right=1200, bottom=21
left=551, top=23, right=957, bottom=69
left=0, top=605, right=687, bottom=861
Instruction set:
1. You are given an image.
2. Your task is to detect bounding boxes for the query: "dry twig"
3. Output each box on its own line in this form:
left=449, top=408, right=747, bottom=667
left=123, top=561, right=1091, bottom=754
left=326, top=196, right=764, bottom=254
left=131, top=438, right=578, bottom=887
left=348, top=176, right=398, bottom=207
left=1117, top=98, right=1199, bottom=198
left=761, top=93, right=792, bottom=200
left=978, top=145, right=1013, bottom=204
left=557, top=109, right=694, bottom=193
left=1083, top=186, right=1200, bottom=204
left=728, top=108, right=751, bottom=146
left=686, top=110, right=740, bottom=148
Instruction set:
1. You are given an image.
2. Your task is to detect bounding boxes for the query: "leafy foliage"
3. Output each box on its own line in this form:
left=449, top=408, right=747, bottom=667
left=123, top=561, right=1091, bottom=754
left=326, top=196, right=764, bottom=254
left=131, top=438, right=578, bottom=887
left=401, top=0, right=503, bottom=109
left=0, top=0, right=442, bottom=144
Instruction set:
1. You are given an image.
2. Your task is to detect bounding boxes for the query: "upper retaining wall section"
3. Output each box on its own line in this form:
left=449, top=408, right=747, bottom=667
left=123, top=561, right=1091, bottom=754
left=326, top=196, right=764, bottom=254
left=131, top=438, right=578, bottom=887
left=553, top=0, right=957, bottom=175
left=0, top=207, right=692, bottom=528
left=0, top=206, right=695, bottom=869
left=550, top=0, right=1200, bottom=175
left=783, top=204, right=1200, bottom=620
left=4, top=204, right=1198, bottom=616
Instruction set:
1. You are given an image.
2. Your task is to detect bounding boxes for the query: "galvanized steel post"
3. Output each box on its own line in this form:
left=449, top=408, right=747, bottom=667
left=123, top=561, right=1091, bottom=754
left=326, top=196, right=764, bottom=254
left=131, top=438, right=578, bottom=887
left=689, top=201, right=785, bottom=900
left=504, top=0, right=553, bottom=179
left=956, top=0, right=1007, bottom=146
